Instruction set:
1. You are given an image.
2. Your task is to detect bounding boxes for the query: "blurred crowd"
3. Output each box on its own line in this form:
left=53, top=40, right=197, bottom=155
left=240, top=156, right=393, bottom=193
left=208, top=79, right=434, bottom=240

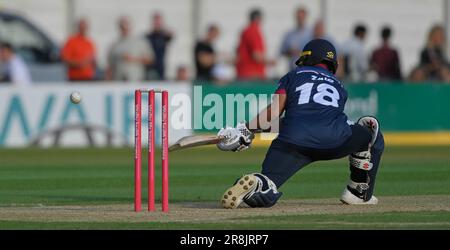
left=1, top=6, right=450, bottom=85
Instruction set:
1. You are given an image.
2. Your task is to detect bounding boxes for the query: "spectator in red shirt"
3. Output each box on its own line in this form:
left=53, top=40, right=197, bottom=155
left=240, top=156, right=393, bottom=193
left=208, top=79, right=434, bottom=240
left=370, top=26, right=402, bottom=81
left=235, top=9, right=274, bottom=80
left=61, top=18, right=97, bottom=81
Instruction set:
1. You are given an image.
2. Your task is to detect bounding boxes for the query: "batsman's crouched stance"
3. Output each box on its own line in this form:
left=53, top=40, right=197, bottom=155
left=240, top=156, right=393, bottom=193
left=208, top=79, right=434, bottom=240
left=217, top=39, right=385, bottom=209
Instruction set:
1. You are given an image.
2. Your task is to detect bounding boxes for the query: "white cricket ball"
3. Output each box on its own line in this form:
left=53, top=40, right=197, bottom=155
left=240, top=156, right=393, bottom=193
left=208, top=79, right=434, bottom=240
left=70, top=92, right=82, bottom=104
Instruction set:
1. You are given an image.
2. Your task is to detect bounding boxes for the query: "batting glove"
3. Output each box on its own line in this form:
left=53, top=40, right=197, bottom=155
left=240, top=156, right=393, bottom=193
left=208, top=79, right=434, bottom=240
left=216, top=122, right=254, bottom=152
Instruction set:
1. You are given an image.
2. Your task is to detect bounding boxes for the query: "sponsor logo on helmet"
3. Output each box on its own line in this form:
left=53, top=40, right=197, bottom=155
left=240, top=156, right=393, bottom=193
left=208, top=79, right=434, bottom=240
left=326, top=51, right=334, bottom=59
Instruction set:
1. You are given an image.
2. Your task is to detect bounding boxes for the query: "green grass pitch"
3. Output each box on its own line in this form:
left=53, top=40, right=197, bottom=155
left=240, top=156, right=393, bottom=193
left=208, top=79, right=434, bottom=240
left=0, top=145, right=449, bottom=229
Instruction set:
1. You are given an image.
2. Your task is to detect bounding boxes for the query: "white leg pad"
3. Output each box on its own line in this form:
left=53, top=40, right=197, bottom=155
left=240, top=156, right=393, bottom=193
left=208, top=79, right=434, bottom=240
left=349, top=116, right=380, bottom=171
left=349, top=150, right=373, bottom=170
left=357, top=116, right=379, bottom=147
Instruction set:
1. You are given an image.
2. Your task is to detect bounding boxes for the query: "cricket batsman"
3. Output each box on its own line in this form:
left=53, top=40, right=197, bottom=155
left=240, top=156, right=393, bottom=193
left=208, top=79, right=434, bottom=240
left=217, top=39, right=384, bottom=208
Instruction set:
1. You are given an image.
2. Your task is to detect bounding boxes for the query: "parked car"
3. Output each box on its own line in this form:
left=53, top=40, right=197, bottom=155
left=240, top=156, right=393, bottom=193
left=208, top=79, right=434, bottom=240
left=0, top=10, right=65, bottom=82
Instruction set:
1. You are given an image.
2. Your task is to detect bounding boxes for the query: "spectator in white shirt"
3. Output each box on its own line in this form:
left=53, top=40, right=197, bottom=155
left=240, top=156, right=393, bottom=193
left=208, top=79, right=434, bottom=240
left=301, top=20, right=340, bottom=53
left=0, top=42, right=32, bottom=86
left=280, top=7, right=312, bottom=70
left=106, top=16, right=154, bottom=82
left=341, top=24, right=369, bottom=82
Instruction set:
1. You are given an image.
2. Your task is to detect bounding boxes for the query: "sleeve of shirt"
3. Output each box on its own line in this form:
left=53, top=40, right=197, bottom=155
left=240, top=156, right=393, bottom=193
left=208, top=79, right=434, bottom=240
left=10, top=59, right=32, bottom=86
left=165, top=32, right=173, bottom=42
left=280, top=32, right=291, bottom=54
left=61, top=39, right=72, bottom=61
left=274, top=73, right=289, bottom=94
left=194, top=43, right=200, bottom=57
left=107, top=44, right=115, bottom=67
left=249, top=29, right=264, bottom=53
left=141, top=38, right=154, bottom=60
left=90, top=40, right=97, bottom=57
left=419, top=49, right=429, bottom=65
left=359, top=49, right=369, bottom=72
left=394, top=50, right=402, bottom=79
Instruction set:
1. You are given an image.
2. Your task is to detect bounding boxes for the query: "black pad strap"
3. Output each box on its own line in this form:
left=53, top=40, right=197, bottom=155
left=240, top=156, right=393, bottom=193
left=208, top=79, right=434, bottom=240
left=244, top=190, right=283, bottom=208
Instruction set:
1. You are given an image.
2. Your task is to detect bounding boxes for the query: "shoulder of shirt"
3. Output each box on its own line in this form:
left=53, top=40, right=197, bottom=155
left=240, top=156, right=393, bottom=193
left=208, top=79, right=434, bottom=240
left=284, top=29, right=298, bottom=40
left=284, top=29, right=296, bottom=36
left=294, top=66, right=342, bottom=84
left=64, top=35, right=79, bottom=44
left=68, top=34, right=92, bottom=42
left=196, top=40, right=208, bottom=46
left=120, top=36, right=146, bottom=45
left=247, top=23, right=261, bottom=32
left=10, top=55, right=27, bottom=67
left=83, top=37, right=96, bottom=46
left=342, top=38, right=357, bottom=47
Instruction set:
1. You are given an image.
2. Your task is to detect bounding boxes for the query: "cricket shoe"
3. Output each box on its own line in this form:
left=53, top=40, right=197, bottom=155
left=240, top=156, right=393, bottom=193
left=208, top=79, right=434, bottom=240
left=340, top=187, right=378, bottom=205
left=221, top=174, right=257, bottom=209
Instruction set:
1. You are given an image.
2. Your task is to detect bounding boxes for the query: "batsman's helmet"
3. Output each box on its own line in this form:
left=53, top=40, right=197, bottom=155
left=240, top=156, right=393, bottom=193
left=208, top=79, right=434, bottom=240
left=295, top=39, right=338, bottom=74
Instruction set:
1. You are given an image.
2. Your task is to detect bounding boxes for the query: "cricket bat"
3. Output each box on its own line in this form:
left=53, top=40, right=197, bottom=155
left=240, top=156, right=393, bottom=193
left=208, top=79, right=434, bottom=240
left=169, top=135, right=225, bottom=152
left=169, top=127, right=272, bottom=152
